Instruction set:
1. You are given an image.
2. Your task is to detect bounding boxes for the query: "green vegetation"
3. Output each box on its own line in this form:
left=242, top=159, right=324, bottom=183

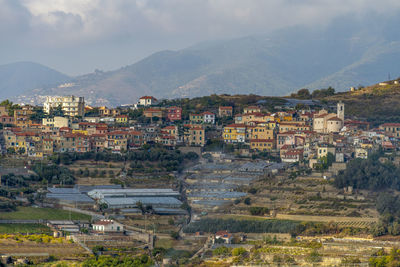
left=249, top=207, right=269, bottom=216
left=0, top=223, right=51, bottom=234
left=82, top=255, right=153, bottom=267
left=32, top=163, right=75, bottom=185
left=305, top=249, right=322, bottom=263
left=369, top=248, right=400, bottom=267
left=334, top=153, right=399, bottom=191
left=0, top=207, right=90, bottom=220
left=290, top=87, right=335, bottom=99
left=51, top=147, right=198, bottom=173
left=183, top=218, right=300, bottom=234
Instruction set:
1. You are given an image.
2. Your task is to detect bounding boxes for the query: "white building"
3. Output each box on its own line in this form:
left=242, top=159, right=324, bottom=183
left=44, top=96, right=85, bottom=117
left=139, top=96, right=158, bottom=107
left=92, top=219, right=124, bottom=233
left=42, top=116, right=71, bottom=129
left=202, top=112, right=215, bottom=124
left=313, top=102, right=344, bottom=133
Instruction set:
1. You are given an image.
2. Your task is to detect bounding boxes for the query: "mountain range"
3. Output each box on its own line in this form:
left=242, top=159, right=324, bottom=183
left=4, top=16, right=400, bottom=106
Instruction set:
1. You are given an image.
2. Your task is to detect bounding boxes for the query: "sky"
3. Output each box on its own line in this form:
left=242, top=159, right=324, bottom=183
left=2, top=0, right=400, bottom=76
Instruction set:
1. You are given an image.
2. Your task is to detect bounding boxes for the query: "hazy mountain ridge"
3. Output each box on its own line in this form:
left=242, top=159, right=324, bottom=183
left=0, top=62, right=70, bottom=99
left=6, top=17, right=400, bottom=106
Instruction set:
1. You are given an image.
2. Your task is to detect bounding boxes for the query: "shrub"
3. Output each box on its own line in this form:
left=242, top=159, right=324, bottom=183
left=231, top=247, right=246, bottom=256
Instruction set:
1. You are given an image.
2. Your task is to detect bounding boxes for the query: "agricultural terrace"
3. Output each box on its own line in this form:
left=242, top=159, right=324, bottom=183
left=0, top=206, right=91, bottom=221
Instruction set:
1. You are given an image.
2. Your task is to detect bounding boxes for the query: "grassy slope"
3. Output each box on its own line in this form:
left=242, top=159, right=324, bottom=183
left=0, top=207, right=91, bottom=221
left=0, top=223, right=51, bottom=234
left=323, top=83, right=400, bottom=125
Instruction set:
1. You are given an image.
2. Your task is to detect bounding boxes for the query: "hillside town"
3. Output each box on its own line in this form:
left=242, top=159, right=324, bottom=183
left=0, top=95, right=396, bottom=166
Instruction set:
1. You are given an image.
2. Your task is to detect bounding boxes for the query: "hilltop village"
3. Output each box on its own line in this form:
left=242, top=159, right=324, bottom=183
left=1, top=92, right=400, bottom=266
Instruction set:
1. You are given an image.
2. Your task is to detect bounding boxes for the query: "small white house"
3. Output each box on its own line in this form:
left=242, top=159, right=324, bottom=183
left=202, top=112, right=215, bottom=124
left=92, top=220, right=124, bottom=233
left=139, top=96, right=158, bottom=106
left=215, top=231, right=233, bottom=244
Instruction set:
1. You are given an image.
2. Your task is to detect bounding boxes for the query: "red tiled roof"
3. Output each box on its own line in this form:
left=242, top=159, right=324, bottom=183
left=93, top=220, right=113, bottom=226
left=226, top=124, right=246, bottom=128
left=140, top=96, right=157, bottom=100
left=250, top=139, right=274, bottom=142
left=381, top=123, right=400, bottom=127
left=163, top=126, right=177, bottom=130
left=327, top=117, right=343, bottom=121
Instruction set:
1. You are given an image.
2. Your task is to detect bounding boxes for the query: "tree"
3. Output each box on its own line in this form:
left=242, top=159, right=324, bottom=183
left=50, top=104, right=64, bottom=117
left=231, top=247, right=246, bottom=256
left=170, top=231, right=180, bottom=240
left=244, top=197, right=251, bottom=205
left=306, top=249, right=322, bottom=263
left=29, top=107, right=46, bottom=122
left=291, top=88, right=311, bottom=99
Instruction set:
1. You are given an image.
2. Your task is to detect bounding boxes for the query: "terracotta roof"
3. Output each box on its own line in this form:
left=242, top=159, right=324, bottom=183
left=381, top=123, right=400, bottom=127
left=145, top=108, right=162, bottom=112
left=140, top=96, right=157, bottom=100
left=327, top=117, right=343, bottom=121
left=163, top=126, right=177, bottom=130
left=191, top=127, right=203, bottom=131
left=219, top=106, right=232, bottom=110
left=226, top=124, right=246, bottom=128
left=93, top=220, right=114, bottom=226
left=250, top=139, right=274, bottom=142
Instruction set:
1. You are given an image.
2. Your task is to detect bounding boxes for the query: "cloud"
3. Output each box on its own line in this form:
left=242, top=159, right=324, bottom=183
left=10, top=0, right=400, bottom=46
left=2, top=0, right=400, bottom=74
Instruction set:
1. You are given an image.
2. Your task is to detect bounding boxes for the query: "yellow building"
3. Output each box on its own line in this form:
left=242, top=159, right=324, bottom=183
left=72, top=130, right=89, bottom=135
left=223, top=124, right=246, bottom=143
left=115, top=115, right=128, bottom=124
left=247, top=125, right=274, bottom=140
left=250, top=139, right=275, bottom=151
left=278, top=122, right=310, bottom=133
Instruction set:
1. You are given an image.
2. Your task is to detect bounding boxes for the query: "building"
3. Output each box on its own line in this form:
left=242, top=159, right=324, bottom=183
left=313, top=102, right=344, bottom=133
left=184, top=125, right=205, bottom=147
left=99, top=106, right=111, bottom=116
left=281, top=149, right=304, bottom=163
left=215, top=231, right=233, bottom=244
left=115, top=115, right=128, bottom=124
left=243, top=106, right=261, bottom=114
left=317, top=144, right=336, bottom=158
left=0, top=115, right=14, bottom=125
left=218, top=106, right=233, bottom=117
left=92, top=220, right=124, bottom=233
left=202, top=112, right=215, bottom=124
left=88, top=188, right=180, bottom=200
left=167, top=106, right=182, bottom=121
left=143, top=108, right=164, bottom=119
left=139, top=96, right=158, bottom=106
left=190, top=114, right=204, bottom=124
left=42, top=116, right=70, bottom=129
left=0, top=106, right=8, bottom=116
left=105, top=131, right=143, bottom=152
left=250, top=139, right=275, bottom=151
left=44, top=96, right=85, bottom=117
left=223, top=124, right=246, bottom=143
left=380, top=123, right=400, bottom=138
left=279, top=122, right=310, bottom=133
left=247, top=124, right=274, bottom=140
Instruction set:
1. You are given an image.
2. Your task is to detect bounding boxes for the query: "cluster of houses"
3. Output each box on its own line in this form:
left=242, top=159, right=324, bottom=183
left=0, top=95, right=399, bottom=169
